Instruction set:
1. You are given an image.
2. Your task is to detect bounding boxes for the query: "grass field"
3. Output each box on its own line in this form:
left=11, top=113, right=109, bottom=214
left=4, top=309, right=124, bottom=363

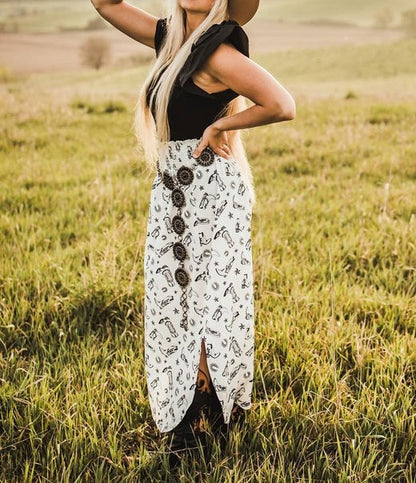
left=0, top=0, right=414, bottom=32
left=1, top=37, right=416, bottom=480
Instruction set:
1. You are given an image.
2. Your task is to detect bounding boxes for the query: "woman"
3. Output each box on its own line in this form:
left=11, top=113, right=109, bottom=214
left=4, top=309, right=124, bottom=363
left=91, top=0, right=295, bottom=465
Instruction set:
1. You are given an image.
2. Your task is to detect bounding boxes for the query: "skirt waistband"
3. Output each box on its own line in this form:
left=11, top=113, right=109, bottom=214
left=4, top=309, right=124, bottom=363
left=157, top=137, right=231, bottom=175
left=158, top=138, right=201, bottom=157
left=156, top=137, right=255, bottom=207
left=164, top=137, right=201, bottom=147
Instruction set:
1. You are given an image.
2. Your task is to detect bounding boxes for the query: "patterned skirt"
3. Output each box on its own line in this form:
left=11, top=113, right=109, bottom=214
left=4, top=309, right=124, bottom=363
left=143, top=137, right=255, bottom=433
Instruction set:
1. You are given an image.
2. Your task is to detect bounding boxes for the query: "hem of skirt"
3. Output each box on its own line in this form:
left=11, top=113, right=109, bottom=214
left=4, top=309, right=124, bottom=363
left=154, top=398, right=252, bottom=433
left=223, top=399, right=252, bottom=425
left=152, top=334, right=208, bottom=434
left=153, top=343, right=253, bottom=434
left=154, top=395, right=196, bottom=434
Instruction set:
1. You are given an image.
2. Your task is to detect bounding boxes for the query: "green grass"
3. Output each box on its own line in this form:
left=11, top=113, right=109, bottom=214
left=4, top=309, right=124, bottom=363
left=257, top=38, right=416, bottom=83
left=1, top=39, right=416, bottom=480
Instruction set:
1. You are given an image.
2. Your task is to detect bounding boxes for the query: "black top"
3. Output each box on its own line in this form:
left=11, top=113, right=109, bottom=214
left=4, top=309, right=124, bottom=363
left=146, top=17, right=249, bottom=141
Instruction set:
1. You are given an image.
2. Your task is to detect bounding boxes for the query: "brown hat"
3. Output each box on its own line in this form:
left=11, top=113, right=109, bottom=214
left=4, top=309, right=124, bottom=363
left=228, top=0, right=260, bottom=25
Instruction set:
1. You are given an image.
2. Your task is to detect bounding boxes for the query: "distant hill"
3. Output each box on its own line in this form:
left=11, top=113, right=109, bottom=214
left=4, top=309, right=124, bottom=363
left=257, top=0, right=415, bottom=27
left=0, top=0, right=414, bottom=33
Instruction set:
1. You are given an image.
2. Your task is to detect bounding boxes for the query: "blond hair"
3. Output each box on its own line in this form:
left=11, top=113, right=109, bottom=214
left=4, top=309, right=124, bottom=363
left=134, top=0, right=256, bottom=205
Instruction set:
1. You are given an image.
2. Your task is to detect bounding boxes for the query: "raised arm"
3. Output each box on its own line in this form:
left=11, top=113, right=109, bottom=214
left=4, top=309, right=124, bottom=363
left=90, top=0, right=158, bottom=48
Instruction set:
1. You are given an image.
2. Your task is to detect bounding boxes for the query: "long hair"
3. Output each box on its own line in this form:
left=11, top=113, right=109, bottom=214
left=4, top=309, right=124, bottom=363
left=134, top=0, right=256, bottom=205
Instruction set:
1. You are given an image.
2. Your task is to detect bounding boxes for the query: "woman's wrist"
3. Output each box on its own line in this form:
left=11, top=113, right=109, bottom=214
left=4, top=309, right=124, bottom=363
left=211, top=119, right=225, bottom=132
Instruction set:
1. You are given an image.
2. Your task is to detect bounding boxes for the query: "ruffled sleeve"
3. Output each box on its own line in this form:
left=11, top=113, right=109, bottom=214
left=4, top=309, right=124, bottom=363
left=154, top=17, right=167, bottom=57
left=177, top=19, right=249, bottom=91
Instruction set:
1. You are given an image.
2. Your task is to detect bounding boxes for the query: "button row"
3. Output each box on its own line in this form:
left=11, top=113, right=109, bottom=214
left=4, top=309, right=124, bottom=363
left=157, top=147, right=216, bottom=328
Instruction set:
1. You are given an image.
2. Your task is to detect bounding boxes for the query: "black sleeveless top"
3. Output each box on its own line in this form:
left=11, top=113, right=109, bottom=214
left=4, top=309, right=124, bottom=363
left=146, top=17, right=249, bottom=141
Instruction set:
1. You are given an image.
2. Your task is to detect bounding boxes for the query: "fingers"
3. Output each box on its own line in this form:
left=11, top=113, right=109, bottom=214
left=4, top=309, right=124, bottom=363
left=222, top=144, right=232, bottom=157
left=216, top=148, right=230, bottom=159
left=192, top=141, right=208, bottom=158
left=215, top=143, right=232, bottom=159
left=192, top=141, right=232, bottom=160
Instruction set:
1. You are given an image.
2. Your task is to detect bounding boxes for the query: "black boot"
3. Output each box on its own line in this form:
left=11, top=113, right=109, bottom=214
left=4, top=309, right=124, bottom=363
left=167, top=368, right=212, bottom=469
left=189, top=367, right=212, bottom=437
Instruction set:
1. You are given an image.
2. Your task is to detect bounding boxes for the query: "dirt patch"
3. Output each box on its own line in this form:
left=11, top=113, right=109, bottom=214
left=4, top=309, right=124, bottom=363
left=0, top=21, right=405, bottom=74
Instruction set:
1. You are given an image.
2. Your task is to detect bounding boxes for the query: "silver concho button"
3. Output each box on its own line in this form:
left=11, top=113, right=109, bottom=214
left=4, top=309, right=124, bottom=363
left=177, top=166, right=194, bottom=185
left=172, top=188, right=185, bottom=207
left=197, top=147, right=214, bottom=167
left=175, top=267, right=189, bottom=286
left=162, top=171, right=175, bottom=190
left=172, top=215, right=185, bottom=235
left=173, top=242, right=187, bottom=261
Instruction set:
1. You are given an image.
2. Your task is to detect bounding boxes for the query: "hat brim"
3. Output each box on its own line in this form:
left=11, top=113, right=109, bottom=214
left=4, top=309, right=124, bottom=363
left=228, top=0, right=259, bottom=25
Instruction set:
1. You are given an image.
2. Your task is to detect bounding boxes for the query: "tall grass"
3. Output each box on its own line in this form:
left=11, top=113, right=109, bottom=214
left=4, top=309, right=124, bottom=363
left=0, top=40, right=415, bottom=480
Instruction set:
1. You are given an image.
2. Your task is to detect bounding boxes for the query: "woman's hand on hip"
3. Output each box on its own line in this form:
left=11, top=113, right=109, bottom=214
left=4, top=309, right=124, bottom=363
left=192, top=123, right=232, bottom=160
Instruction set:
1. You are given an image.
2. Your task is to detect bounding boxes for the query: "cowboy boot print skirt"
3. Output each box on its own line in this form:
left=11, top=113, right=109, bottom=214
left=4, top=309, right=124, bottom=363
left=143, top=137, right=255, bottom=433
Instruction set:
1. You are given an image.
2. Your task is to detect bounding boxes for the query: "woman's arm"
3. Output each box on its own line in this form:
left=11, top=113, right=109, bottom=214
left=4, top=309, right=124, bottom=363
left=193, top=43, right=296, bottom=158
left=90, top=0, right=158, bottom=47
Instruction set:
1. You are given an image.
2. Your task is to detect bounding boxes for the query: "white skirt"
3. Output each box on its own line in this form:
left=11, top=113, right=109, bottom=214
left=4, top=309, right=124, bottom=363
left=143, top=137, right=255, bottom=433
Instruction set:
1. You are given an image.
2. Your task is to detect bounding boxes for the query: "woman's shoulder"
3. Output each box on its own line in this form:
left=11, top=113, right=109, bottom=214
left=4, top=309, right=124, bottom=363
left=192, top=19, right=249, bottom=56
left=177, top=19, right=249, bottom=89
